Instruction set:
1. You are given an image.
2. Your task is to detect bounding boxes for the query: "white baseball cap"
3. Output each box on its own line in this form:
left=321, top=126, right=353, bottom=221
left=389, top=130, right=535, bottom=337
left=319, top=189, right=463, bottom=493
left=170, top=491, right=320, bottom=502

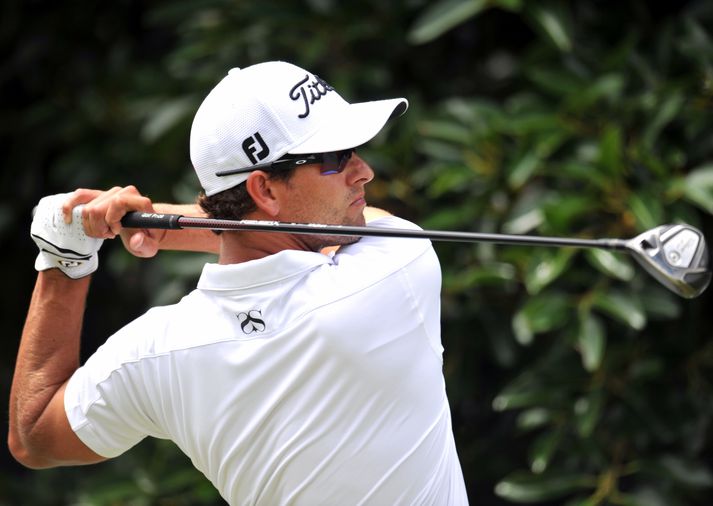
left=190, top=61, right=408, bottom=196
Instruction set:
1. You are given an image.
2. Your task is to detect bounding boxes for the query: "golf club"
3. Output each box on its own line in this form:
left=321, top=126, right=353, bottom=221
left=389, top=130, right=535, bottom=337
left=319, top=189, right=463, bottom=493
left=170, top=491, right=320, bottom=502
left=121, top=212, right=711, bottom=299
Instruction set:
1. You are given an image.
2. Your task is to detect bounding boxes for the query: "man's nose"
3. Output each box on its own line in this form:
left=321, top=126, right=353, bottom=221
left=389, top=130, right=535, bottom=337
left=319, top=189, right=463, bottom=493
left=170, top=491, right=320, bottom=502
left=345, top=153, right=374, bottom=185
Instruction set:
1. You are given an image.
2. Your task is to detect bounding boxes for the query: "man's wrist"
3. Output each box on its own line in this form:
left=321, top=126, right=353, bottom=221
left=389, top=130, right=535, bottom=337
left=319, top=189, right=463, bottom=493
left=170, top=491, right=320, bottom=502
left=147, top=203, right=219, bottom=254
left=38, top=268, right=92, bottom=286
left=152, top=203, right=205, bottom=218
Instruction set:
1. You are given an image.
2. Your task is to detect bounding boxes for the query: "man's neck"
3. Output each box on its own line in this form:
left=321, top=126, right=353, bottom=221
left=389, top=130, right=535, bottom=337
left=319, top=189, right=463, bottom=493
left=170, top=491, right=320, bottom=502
left=218, top=230, right=316, bottom=264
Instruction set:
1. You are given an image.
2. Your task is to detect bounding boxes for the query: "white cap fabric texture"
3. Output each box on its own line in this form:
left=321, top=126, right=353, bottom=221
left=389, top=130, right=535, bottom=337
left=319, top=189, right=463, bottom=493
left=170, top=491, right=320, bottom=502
left=190, top=61, right=408, bottom=196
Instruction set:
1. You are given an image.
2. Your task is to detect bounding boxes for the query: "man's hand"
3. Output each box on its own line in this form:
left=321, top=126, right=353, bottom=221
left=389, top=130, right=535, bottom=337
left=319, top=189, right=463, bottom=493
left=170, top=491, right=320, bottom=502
left=63, top=186, right=164, bottom=258
left=63, top=186, right=220, bottom=256
left=31, top=194, right=104, bottom=279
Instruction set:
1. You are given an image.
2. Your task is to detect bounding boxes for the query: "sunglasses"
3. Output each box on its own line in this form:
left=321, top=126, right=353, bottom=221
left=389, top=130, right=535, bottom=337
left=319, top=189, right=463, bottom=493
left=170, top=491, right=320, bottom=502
left=216, top=149, right=355, bottom=177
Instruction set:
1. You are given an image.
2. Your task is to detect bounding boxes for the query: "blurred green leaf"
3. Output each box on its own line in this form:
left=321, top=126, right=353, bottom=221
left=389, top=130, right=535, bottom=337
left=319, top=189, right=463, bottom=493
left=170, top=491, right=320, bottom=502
left=418, top=139, right=465, bottom=162
left=524, top=249, right=575, bottom=294
left=542, top=194, right=596, bottom=231
left=512, top=291, right=571, bottom=345
left=624, top=487, right=678, bottom=506
left=640, top=288, right=681, bottom=320
left=503, top=187, right=549, bottom=234
left=658, top=455, right=713, bottom=489
left=77, top=479, right=144, bottom=505
left=493, top=371, right=564, bottom=411
left=495, top=471, right=595, bottom=502
left=524, top=67, right=584, bottom=97
left=529, top=429, right=562, bottom=474
left=628, top=357, right=665, bottom=382
left=446, top=262, right=517, bottom=291
left=573, top=390, right=603, bottom=437
left=593, top=291, right=646, bottom=330
left=443, top=97, right=505, bottom=127
left=418, top=119, right=473, bottom=144
left=585, top=249, right=635, bottom=281
left=566, top=73, right=626, bottom=110
left=525, top=2, right=573, bottom=52
left=576, top=311, right=606, bottom=372
left=501, top=111, right=562, bottom=136
left=428, top=164, right=479, bottom=197
left=628, top=192, right=664, bottom=230
left=420, top=204, right=477, bottom=230
left=642, top=91, right=685, bottom=148
left=492, top=0, right=523, bottom=10
left=508, top=150, right=540, bottom=190
left=407, top=0, right=488, bottom=45
left=598, top=125, right=624, bottom=176
left=503, top=207, right=545, bottom=235
left=493, top=389, right=555, bottom=412
left=558, top=161, right=611, bottom=190
left=682, top=164, right=713, bottom=214
left=517, top=408, right=552, bottom=431
left=140, top=97, right=195, bottom=143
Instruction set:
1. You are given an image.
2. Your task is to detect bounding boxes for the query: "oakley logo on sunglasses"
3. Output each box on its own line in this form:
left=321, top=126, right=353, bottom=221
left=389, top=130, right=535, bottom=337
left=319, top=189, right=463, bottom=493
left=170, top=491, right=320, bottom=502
left=289, top=74, right=334, bottom=119
left=242, top=132, right=270, bottom=164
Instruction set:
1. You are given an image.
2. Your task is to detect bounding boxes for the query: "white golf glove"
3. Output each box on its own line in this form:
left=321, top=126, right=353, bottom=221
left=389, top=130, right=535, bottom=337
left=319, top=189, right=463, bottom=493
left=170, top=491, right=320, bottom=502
left=31, top=193, right=104, bottom=279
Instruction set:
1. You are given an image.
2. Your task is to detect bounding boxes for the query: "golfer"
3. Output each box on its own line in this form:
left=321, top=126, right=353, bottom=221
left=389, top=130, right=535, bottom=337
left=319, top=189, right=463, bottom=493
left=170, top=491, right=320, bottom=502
left=10, top=61, right=468, bottom=505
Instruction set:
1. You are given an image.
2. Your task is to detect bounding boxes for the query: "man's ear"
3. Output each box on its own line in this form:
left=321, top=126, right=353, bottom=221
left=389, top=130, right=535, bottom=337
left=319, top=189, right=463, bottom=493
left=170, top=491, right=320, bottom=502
left=245, top=171, right=281, bottom=217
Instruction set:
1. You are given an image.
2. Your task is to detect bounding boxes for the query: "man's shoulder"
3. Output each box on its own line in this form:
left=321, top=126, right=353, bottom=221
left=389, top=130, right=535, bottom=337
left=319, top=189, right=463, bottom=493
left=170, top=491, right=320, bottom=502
left=365, top=214, right=422, bottom=230
left=104, top=290, right=234, bottom=358
left=333, top=215, right=434, bottom=268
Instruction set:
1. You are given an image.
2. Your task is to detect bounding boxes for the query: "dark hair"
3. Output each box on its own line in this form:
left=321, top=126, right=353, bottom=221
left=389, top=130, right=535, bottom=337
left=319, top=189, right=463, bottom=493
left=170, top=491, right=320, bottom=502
left=198, top=169, right=296, bottom=229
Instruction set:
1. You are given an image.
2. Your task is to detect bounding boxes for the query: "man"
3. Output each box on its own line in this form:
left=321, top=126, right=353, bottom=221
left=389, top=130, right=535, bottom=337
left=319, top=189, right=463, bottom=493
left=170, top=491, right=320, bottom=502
left=9, top=61, right=468, bottom=505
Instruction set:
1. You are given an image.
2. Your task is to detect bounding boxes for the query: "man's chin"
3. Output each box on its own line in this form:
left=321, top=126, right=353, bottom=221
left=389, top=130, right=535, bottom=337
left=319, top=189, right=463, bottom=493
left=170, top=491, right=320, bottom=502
left=313, top=233, right=361, bottom=251
left=304, top=231, right=362, bottom=253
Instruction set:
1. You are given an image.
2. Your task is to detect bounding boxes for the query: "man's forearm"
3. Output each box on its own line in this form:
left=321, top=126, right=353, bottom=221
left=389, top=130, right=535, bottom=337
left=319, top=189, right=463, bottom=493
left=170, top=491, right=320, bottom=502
left=130, top=204, right=391, bottom=254
left=9, top=270, right=89, bottom=464
left=152, top=203, right=220, bottom=253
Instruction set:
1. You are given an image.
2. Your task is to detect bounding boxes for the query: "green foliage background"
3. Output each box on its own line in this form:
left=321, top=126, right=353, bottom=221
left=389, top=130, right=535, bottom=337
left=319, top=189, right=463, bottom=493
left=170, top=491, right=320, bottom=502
left=2, top=1, right=712, bottom=504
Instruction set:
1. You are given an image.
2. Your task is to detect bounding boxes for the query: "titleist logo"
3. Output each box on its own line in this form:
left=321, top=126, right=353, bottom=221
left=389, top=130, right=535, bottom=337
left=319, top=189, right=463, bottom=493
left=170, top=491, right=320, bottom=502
left=289, top=74, right=334, bottom=118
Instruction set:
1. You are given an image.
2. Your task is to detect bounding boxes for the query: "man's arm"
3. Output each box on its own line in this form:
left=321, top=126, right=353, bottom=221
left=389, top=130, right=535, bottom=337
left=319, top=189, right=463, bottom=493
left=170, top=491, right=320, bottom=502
left=8, top=270, right=106, bottom=468
left=127, top=202, right=220, bottom=255
left=63, top=187, right=220, bottom=256
left=64, top=187, right=391, bottom=258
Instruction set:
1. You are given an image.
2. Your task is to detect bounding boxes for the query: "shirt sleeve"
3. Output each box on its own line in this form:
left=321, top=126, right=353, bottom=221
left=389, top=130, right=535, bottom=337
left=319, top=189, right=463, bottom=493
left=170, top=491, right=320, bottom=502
left=64, top=312, right=168, bottom=458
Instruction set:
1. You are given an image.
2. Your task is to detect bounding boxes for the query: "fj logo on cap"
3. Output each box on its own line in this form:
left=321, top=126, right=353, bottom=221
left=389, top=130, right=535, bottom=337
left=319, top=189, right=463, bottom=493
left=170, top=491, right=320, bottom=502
left=289, top=74, right=334, bottom=118
left=242, top=132, right=270, bottom=165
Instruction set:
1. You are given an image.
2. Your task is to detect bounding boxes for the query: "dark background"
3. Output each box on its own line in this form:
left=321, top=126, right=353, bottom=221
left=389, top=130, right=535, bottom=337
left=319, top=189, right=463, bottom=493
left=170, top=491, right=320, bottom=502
left=2, top=1, right=712, bottom=504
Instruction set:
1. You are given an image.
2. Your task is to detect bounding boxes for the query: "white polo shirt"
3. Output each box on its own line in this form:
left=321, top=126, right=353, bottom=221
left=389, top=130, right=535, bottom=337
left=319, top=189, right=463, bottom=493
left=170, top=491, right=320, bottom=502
left=65, top=216, right=468, bottom=505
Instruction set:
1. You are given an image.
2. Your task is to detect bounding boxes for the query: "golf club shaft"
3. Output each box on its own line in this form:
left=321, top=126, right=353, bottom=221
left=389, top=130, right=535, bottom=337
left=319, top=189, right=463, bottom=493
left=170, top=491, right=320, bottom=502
left=121, top=212, right=629, bottom=250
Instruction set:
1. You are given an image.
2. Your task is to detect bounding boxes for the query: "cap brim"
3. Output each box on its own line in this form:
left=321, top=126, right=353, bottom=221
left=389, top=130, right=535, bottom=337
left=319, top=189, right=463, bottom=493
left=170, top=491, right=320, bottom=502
left=287, top=98, right=408, bottom=154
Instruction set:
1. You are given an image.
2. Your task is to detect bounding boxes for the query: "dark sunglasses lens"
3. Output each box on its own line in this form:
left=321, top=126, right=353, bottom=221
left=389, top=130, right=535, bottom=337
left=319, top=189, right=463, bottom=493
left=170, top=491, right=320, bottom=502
left=320, top=149, right=353, bottom=175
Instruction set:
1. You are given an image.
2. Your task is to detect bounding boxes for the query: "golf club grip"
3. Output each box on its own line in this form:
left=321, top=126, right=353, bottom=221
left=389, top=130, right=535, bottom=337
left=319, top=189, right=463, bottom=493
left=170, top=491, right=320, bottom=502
left=121, top=212, right=184, bottom=229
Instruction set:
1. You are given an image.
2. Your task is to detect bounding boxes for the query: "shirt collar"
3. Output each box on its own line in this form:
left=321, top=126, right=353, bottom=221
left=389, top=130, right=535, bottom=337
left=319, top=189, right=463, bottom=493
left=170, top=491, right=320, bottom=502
left=197, top=250, right=332, bottom=291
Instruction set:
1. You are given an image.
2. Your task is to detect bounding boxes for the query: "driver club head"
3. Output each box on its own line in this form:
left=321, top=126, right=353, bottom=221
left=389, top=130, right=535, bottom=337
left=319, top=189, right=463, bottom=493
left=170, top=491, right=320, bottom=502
left=626, top=224, right=711, bottom=298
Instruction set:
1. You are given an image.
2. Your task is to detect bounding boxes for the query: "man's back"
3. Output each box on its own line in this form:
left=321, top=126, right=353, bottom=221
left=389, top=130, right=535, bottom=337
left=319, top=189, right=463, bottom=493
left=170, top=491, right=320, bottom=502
left=64, top=217, right=467, bottom=505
